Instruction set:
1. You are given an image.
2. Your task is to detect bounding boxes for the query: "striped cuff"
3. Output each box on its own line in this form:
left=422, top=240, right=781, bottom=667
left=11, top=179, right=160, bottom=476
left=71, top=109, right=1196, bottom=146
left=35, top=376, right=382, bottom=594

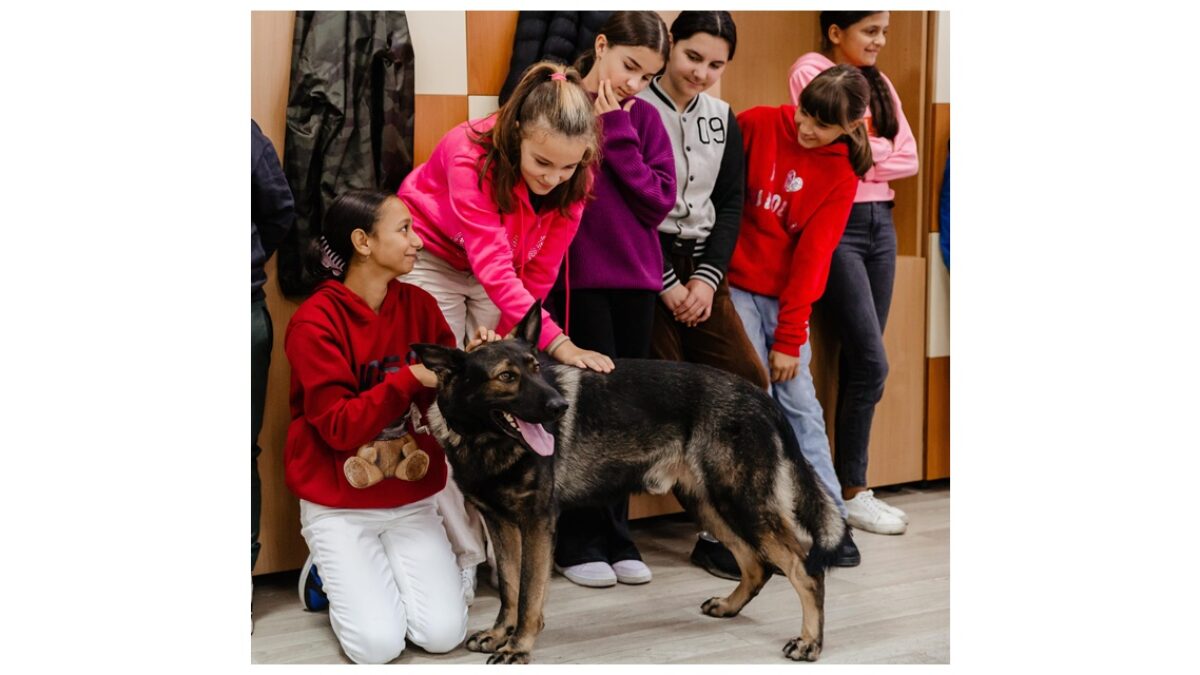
left=691, top=263, right=722, bottom=291
left=662, top=268, right=681, bottom=293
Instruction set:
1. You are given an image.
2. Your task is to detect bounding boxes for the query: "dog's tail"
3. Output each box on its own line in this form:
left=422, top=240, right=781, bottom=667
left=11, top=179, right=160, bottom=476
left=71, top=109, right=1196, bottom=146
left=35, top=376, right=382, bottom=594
left=778, top=412, right=848, bottom=577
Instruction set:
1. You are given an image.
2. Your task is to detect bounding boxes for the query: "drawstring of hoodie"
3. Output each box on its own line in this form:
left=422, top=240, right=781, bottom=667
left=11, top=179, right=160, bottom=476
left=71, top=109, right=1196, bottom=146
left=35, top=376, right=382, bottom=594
left=516, top=194, right=570, bottom=343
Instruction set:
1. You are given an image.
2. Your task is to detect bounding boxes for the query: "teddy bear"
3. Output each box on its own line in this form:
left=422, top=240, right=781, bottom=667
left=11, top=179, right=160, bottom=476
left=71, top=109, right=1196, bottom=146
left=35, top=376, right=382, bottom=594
left=343, top=432, right=430, bottom=488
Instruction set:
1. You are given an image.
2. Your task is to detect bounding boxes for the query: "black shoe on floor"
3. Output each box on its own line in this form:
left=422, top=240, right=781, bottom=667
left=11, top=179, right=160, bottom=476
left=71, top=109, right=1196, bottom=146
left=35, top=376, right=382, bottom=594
left=832, top=532, right=862, bottom=567
left=689, top=536, right=741, bottom=580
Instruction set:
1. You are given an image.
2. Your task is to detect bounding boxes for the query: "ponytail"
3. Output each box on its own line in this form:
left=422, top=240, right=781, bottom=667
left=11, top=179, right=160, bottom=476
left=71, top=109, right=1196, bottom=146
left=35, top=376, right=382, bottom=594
left=472, top=61, right=598, bottom=215
left=844, top=122, right=874, bottom=178
left=860, top=66, right=898, bottom=141
left=290, top=189, right=391, bottom=297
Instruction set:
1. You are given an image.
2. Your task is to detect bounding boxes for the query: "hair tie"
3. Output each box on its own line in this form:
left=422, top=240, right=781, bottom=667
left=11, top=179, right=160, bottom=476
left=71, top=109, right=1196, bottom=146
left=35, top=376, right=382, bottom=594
left=319, top=236, right=346, bottom=277
left=550, top=72, right=567, bottom=82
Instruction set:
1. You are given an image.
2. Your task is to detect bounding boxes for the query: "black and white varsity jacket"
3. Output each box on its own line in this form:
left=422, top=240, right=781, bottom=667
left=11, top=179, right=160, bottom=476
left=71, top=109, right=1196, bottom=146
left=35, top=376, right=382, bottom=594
left=636, top=76, right=745, bottom=292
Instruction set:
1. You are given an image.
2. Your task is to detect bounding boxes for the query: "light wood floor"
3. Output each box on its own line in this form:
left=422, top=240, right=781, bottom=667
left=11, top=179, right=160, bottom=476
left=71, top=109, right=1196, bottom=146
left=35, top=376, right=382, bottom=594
left=251, top=482, right=949, bottom=664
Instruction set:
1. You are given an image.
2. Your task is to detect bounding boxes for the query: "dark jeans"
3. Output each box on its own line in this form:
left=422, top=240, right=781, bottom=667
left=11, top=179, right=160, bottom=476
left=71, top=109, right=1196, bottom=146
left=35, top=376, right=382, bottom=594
left=652, top=252, right=769, bottom=390
left=251, top=299, right=273, bottom=571
left=818, top=201, right=896, bottom=489
left=545, top=288, right=654, bottom=565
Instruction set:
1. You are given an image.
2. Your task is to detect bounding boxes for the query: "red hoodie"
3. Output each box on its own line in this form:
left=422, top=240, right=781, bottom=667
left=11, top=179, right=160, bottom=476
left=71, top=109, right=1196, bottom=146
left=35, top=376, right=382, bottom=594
left=283, top=279, right=456, bottom=509
left=727, top=105, right=858, bottom=356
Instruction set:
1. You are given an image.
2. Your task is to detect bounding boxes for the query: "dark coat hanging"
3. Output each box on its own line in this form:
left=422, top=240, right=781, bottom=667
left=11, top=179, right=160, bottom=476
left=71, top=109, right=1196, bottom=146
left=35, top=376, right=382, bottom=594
left=277, top=11, right=415, bottom=298
left=498, top=11, right=611, bottom=105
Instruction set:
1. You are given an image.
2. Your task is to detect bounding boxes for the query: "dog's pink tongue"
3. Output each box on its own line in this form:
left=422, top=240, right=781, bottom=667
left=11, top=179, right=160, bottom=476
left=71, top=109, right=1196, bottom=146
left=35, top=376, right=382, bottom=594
left=515, top=418, right=555, bottom=456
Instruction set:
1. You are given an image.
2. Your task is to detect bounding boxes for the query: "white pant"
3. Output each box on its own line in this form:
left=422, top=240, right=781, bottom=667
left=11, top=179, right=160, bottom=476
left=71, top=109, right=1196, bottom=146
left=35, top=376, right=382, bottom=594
left=300, top=497, right=468, bottom=664
left=400, top=253, right=493, bottom=570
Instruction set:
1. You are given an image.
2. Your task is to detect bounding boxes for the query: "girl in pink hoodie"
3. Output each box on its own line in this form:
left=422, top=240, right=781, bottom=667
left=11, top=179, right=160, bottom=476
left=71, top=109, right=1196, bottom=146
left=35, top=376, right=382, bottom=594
left=396, top=61, right=612, bottom=598
left=787, top=11, right=919, bottom=537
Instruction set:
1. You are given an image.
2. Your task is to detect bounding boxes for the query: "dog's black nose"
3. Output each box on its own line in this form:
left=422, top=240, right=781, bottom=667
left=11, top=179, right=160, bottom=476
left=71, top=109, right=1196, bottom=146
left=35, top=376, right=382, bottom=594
left=547, top=397, right=569, bottom=419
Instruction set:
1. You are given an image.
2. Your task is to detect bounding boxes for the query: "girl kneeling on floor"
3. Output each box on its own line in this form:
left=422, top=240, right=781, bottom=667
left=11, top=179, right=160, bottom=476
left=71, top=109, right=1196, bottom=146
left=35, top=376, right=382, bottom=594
left=283, top=189, right=496, bottom=664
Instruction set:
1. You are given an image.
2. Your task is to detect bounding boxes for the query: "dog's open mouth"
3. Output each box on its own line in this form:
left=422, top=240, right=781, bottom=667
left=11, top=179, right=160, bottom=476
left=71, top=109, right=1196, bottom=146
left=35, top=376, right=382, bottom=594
left=492, top=411, right=555, bottom=457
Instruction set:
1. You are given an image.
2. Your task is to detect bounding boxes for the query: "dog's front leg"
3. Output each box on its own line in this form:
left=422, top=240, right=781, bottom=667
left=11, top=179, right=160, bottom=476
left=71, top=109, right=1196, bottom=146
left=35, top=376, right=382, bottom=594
left=487, top=517, right=553, bottom=664
left=466, top=515, right=521, bottom=654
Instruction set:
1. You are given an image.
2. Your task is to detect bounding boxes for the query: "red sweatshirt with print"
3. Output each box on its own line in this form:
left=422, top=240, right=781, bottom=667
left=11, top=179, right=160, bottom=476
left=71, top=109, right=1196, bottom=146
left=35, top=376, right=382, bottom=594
left=283, top=279, right=456, bottom=509
left=727, top=105, right=859, bottom=356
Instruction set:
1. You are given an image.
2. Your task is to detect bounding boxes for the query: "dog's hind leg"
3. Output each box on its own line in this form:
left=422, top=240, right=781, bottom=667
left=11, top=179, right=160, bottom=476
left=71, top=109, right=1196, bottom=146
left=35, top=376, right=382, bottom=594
left=466, top=514, right=521, bottom=654
left=487, top=517, right=554, bottom=664
left=759, top=533, right=825, bottom=662
left=684, top=496, right=770, bottom=618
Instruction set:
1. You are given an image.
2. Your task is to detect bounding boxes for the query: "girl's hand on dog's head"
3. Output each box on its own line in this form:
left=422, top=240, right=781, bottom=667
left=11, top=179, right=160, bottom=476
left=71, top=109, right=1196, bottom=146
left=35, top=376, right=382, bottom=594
left=465, top=326, right=501, bottom=352
left=552, top=340, right=615, bottom=373
left=410, top=363, right=439, bottom=388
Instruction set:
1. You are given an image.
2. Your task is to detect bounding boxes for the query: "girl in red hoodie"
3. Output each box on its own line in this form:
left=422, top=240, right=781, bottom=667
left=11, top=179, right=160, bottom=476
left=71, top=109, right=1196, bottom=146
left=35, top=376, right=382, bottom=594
left=726, top=64, right=875, bottom=569
left=284, top=189, right=497, bottom=664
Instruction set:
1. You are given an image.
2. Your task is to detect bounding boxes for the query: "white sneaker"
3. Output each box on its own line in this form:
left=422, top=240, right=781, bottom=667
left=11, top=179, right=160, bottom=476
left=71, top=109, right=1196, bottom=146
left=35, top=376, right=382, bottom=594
left=461, top=565, right=478, bottom=606
left=874, top=493, right=909, bottom=524
left=846, top=490, right=907, bottom=535
left=554, top=561, right=617, bottom=588
left=611, top=559, right=652, bottom=585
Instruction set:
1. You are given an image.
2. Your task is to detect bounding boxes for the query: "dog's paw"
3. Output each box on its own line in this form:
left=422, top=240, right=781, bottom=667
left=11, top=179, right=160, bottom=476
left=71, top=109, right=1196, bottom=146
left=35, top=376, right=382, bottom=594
left=466, top=628, right=510, bottom=653
left=782, top=637, right=822, bottom=662
left=486, top=648, right=530, bottom=664
left=700, top=596, right=741, bottom=618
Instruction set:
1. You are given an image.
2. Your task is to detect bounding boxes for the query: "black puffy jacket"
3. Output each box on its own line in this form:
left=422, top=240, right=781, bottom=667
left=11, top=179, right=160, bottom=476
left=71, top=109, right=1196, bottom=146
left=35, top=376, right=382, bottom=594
left=498, top=11, right=610, bottom=105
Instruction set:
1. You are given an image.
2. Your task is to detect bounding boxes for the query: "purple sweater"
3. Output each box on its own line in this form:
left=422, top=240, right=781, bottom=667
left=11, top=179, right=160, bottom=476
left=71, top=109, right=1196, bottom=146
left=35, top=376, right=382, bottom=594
left=558, top=99, right=676, bottom=291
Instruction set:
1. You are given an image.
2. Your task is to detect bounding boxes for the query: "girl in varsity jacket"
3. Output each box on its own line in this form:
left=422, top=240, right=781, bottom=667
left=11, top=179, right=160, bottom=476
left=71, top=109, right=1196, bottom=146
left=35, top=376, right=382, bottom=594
left=545, top=10, right=676, bottom=591
left=787, top=11, right=919, bottom=536
left=727, top=64, right=876, bottom=568
left=283, top=189, right=499, bottom=664
left=635, top=11, right=777, bottom=580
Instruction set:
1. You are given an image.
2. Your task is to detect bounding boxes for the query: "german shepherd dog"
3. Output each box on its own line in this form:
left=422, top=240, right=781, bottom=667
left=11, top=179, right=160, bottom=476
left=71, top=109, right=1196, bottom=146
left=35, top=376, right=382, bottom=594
left=412, top=303, right=846, bottom=664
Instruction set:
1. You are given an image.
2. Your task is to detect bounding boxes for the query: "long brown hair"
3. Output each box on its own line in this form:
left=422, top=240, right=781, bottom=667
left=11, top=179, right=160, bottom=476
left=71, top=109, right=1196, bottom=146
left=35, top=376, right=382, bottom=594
left=471, top=61, right=599, bottom=215
left=799, top=64, right=874, bottom=177
left=820, top=11, right=898, bottom=141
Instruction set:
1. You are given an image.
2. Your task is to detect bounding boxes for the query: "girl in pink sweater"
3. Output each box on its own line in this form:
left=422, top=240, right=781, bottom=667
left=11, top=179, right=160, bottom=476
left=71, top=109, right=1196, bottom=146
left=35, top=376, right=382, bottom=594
left=396, top=61, right=613, bottom=598
left=787, top=11, right=919, bottom=537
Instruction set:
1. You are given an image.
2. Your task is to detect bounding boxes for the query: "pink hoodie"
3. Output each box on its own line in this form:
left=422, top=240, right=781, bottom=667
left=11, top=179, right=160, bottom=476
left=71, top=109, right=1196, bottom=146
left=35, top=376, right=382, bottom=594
left=398, top=116, right=587, bottom=350
left=788, top=52, right=919, bottom=203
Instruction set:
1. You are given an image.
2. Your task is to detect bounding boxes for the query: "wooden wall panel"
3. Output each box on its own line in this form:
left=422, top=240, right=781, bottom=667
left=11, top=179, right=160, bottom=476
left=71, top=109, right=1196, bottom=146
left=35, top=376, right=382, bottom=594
left=927, top=102, right=950, bottom=233
left=722, top=12, right=818, bottom=113
left=414, top=94, right=470, bottom=166
left=874, top=11, right=927, bottom=259
left=925, top=356, right=950, bottom=479
left=467, top=11, right=519, bottom=95
left=867, top=255, right=927, bottom=486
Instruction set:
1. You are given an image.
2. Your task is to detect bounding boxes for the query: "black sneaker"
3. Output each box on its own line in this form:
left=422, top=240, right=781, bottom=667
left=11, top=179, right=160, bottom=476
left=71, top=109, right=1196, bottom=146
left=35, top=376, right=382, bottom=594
left=690, top=536, right=741, bottom=580
left=298, top=554, right=329, bottom=611
left=832, top=532, right=861, bottom=567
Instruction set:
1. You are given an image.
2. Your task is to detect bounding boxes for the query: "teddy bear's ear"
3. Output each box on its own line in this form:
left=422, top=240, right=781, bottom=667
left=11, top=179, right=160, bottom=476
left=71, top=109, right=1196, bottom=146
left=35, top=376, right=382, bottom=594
left=412, top=343, right=465, bottom=376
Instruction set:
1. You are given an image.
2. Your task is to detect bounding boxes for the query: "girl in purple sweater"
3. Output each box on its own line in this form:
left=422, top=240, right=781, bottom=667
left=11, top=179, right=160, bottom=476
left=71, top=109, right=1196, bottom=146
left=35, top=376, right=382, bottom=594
left=545, top=10, right=677, bottom=589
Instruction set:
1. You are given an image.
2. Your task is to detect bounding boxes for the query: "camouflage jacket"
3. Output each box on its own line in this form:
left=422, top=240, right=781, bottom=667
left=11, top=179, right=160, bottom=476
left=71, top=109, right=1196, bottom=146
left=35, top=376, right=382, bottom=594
left=278, top=11, right=415, bottom=298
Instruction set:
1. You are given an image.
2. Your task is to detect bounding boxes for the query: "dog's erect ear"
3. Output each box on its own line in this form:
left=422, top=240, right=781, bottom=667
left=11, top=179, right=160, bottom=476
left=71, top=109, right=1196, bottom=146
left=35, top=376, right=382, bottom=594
left=411, top=343, right=466, bottom=376
left=514, top=301, right=542, bottom=348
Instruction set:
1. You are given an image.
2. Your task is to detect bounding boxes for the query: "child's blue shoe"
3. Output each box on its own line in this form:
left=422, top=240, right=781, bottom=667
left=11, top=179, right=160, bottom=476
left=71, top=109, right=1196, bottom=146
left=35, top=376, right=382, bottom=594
left=298, top=554, right=328, bottom=611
